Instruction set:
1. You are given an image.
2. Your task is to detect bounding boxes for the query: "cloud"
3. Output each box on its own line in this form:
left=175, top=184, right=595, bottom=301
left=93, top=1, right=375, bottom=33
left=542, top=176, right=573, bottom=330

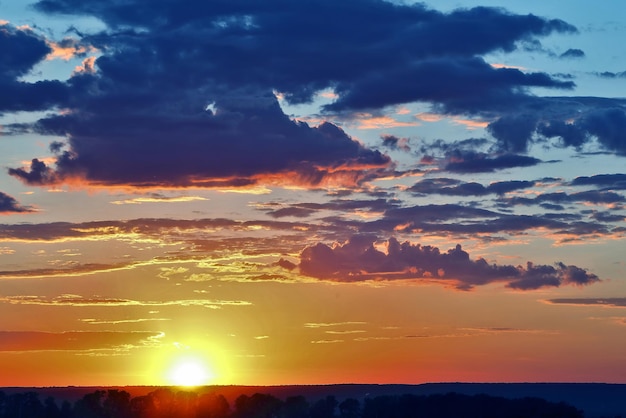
left=325, top=56, right=574, bottom=114
left=0, top=191, right=35, bottom=214
left=570, top=173, right=626, bottom=190
left=0, top=218, right=302, bottom=242
left=488, top=99, right=626, bottom=155
left=416, top=138, right=543, bottom=173
left=444, top=152, right=542, bottom=173
left=0, top=294, right=251, bottom=309
left=0, top=261, right=138, bottom=279
left=408, top=178, right=536, bottom=196
left=110, top=195, right=209, bottom=205
left=266, top=207, right=317, bottom=219
left=257, top=198, right=397, bottom=219
left=500, top=190, right=625, bottom=207
left=3, top=0, right=593, bottom=190
left=559, top=48, right=585, bottom=59
left=304, top=322, right=367, bottom=328
left=356, top=203, right=600, bottom=239
left=545, top=298, right=626, bottom=308
left=0, top=330, right=161, bottom=352
left=10, top=94, right=391, bottom=188
left=81, top=318, right=171, bottom=325
left=297, top=236, right=600, bottom=290
left=0, top=23, right=69, bottom=112
left=381, top=135, right=411, bottom=152
left=594, top=71, right=626, bottom=79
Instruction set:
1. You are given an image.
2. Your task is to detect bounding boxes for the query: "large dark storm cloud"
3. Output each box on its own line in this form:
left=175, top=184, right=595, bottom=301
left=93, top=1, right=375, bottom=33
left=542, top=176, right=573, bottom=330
left=4, top=0, right=597, bottom=188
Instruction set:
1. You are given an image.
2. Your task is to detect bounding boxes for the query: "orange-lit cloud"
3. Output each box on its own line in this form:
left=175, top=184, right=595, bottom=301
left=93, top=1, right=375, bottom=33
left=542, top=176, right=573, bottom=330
left=0, top=294, right=252, bottom=309
left=81, top=318, right=171, bottom=325
left=73, top=56, right=97, bottom=75
left=451, top=118, right=490, bottom=129
left=353, top=113, right=419, bottom=129
left=490, top=63, right=528, bottom=71
left=111, top=195, right=209, bottom=205
left=304, top=322, right=367, bottom=328
left=46, top=38, right=97, bottom=61
left=416, top=112, right=445, bottom=122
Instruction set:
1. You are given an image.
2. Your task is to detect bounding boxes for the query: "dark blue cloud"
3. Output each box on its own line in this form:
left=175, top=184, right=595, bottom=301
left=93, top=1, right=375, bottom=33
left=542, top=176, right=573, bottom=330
left=0, top=23, right=69, bottom=113
left=324, top=56, right=573, bottom=113
left=499, top=190, right=625, bottom=208
left=594, top=71, right=626, bottom=78
left=571, top=173, right=626, bottom=190
left=10, top=92, right=390, bottom=187
left=559, top=48, right=585, bottom=59
left=3, top=0, right=589, bottom=188
left=0, top=191, right=34, bottom=214
left=381, top=135, right=411, bottom=152
left=409, top=178, right=535, bottom=196
left=0, top=23, right=50, bottom=78
left=444, top=152, right=541, bottom=173
left=490, top=99, right=626, bottom=155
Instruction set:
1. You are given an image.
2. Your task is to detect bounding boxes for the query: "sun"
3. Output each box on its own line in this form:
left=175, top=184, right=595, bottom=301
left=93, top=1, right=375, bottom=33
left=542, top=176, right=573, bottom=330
left=167, top=356, right=214, bottom=387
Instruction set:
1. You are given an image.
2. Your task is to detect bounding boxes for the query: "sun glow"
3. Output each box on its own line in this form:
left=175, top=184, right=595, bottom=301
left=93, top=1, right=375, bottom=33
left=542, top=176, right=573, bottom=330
left=166, top=356, right=214, bottom=387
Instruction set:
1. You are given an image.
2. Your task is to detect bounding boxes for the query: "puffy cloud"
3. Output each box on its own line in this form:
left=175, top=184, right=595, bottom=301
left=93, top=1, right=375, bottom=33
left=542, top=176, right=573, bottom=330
left=10, top=92, right=390, bottom=188
left=298, top=236, right=600, bottom=290
left=4, top=0, right=591, bottom=189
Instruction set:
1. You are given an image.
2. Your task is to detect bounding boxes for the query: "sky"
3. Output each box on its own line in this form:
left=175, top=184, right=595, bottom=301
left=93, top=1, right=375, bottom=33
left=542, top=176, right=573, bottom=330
left=0, top=0, right=626, bottom=387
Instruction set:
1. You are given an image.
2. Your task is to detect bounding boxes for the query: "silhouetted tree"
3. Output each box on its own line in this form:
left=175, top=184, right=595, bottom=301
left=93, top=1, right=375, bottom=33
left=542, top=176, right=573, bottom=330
left=175, top=390, right=198, bottom=418
left=197, top=393, right=230, bottom=418
left=235, top=393, right=283, bottom=418
left=103, top=390, right=132, bottom=418
left=74, top=390, right=107, bottom=418
left=129, top=395, right=155, bottom=418
left=44, top=396, right=61, bottom=418
left=310, top=396, right=337, bottom=418
left=0, top=387, right=587, bottom=418
left=1, top=392, right=45, bottom=418
left=281, top=396, right=309, bottom=418
left=339, top=398, right=360, bottom=418
left=59, top=400, right=74, bottom=418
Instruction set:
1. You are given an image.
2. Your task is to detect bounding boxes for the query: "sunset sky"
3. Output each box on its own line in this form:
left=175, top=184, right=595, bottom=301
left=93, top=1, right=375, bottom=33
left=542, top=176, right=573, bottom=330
left=1, top=0, right=626, bottom=387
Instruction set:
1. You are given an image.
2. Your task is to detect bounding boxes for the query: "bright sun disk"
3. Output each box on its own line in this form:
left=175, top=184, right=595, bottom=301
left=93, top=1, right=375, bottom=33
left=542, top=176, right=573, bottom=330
left=167, top=357, right=213, bottom=387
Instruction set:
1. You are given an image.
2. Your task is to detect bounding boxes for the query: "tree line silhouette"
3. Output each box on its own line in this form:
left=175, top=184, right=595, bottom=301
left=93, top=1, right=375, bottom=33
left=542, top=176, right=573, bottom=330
left=0, top=388, right=585, bottom=418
